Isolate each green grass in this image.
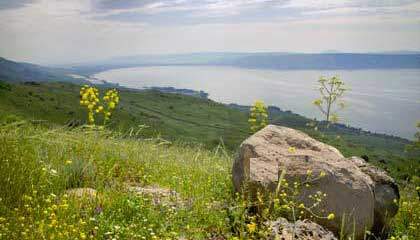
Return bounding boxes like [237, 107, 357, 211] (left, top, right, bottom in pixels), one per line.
[0, 123, 235, 239]
[0, 81, 249, 150]
[0, 122, 418, 240]
[389, 183, 420, 240]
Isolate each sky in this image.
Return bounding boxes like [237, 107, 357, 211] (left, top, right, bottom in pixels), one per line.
[0, 0, 419, 65]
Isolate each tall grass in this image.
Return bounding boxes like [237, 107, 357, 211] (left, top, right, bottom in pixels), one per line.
[0, 123, 234, 239]
[389, 183, 420, 240]
[0, 122, 418, 239]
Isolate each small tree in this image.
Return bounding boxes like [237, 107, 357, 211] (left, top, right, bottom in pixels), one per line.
[249, 100, 268, 133]
[313, 76, 347, 124]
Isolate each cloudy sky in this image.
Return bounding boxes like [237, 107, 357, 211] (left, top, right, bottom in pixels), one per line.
[0, 0, 419, 64]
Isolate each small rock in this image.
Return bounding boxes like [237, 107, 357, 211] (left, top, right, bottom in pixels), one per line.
[127, 184, 183, 207]
[65, 188, 97, 201]
[268, 217, 337, 240]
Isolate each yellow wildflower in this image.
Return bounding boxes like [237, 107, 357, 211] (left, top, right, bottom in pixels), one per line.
[288, 146, 296, 154]
[327, 213, 335, 220]
[80, 232, 86, 239]
[247, 222, 257, 233]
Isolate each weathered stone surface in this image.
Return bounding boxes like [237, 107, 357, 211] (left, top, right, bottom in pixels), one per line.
[65, 188, 97, 201]
[268, 217, 337, 240]
[347, 157, 400, 236]
[232, 125, 375, 239]
[127, 184, 183, 207]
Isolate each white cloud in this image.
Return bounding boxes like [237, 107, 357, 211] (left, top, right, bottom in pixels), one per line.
[0, 0, 419, 64]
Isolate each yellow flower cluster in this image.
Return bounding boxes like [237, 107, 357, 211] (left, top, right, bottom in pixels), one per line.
[79, 86, 120, 125]
[0, 190, 97, 239]
[249, 100, 269, 133]
[80, 85, 100, 125]
[103, 89, 119, 123]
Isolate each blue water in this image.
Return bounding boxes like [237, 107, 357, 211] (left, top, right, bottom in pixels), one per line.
[95, 66, 420, 139]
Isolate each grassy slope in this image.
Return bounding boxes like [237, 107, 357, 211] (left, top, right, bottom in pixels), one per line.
[0, 124, 234, 239]
[0, 119, 418, 239]
[0, 81, 249, 149]
[0, 81, 418, 239]
[0, 80, 417, 179]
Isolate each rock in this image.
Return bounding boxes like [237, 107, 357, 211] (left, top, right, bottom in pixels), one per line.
[232, 125, 375, 239]
[65, 188, 97, 201]
[268, 217, 337, 240]
[347, 157, 399, 236]
[126, 184, 183, 207]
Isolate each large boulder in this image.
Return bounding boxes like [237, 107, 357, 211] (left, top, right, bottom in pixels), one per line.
[267, 217, 337, 240]
[232, 125, 375, 239]
[347, 157, 399, 236]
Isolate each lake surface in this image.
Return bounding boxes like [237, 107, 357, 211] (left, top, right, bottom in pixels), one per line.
[94, 66, 420, 139]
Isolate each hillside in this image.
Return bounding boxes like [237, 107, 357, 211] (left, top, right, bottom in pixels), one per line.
[0, 113, 418, 239]
[0, 57, 85, 84]
[0, 80, 417, 180]
[0, 81, 249, 149]
[230, 53, 420, 70]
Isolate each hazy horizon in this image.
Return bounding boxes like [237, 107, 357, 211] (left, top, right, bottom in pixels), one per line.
[1, 0, 420, 65]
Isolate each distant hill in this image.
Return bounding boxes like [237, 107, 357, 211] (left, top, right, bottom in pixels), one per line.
[0, 57, 86, 84]
[230, 53, 420, 70]
[68, 52, 420, 75]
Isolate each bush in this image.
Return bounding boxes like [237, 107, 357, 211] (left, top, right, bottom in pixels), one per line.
[0, 81, 11, 91]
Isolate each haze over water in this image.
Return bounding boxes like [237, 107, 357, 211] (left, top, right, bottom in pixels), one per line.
[95, 66, 420, 139]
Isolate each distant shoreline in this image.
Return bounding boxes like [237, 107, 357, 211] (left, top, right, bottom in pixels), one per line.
[66, 52, 420, 76]
[84, 73, 412, 143]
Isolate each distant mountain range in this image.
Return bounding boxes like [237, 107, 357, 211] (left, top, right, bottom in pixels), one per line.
[0, 57, 85, 84]
[2, 52, 420, 83]
[66, 52, 420, 75]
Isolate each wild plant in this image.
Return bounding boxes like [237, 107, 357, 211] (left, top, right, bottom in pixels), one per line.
[248, 100, 268, 133]
[79, 85, 119, 126]
[62, 158, 96, 189]
[102, 88, 119, 125]
[79, 85, 101, 125]
[313, 76, 347, 125]
[230, 164, 336, 239]
[389, 181, 420, 240]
